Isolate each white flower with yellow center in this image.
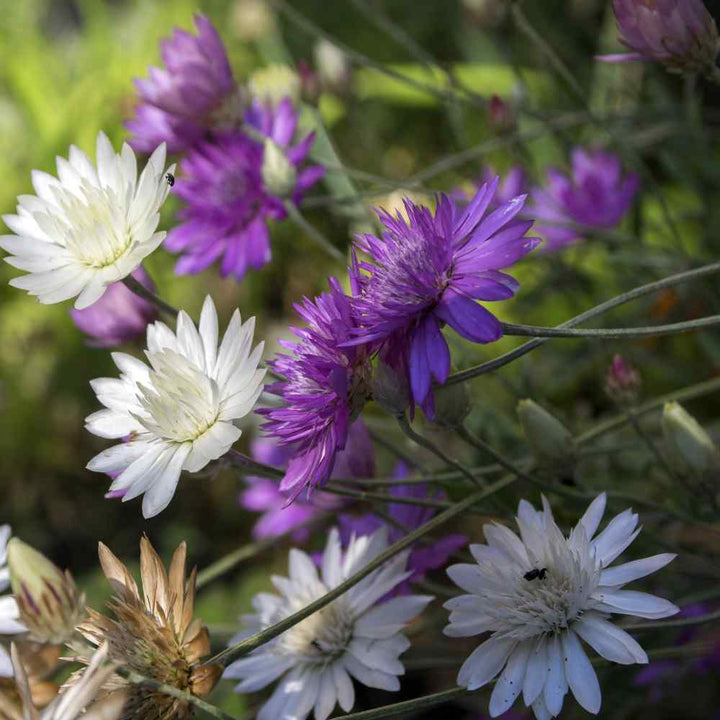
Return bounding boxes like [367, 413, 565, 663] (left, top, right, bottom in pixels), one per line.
[444, 494, 679, 720]
[224, 528, 432, 720]
[85, 296, 265, 518]
[0, 132, 173, 309]
[0, 525, 26, 677]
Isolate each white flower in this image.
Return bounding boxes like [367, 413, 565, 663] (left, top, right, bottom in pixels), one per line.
[85, 296, 265, 518]
[224, 528, 432, 720]
[444, 494, 679, 720]
[0, 132, 173, 309]
[0, 525, 27, 678]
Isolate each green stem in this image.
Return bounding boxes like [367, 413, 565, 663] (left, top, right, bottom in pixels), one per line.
[338, 688, 469, 720]
[122, 276, 178, 319]
[501, 316, 720, 339]
[446, 261, 720, 386]
[321, 484, 451, 509]
[204, 472, 518, 668]
[623, 607, 720, 632]
[284, 201, 345, 262]
[226, 449, 284, 480]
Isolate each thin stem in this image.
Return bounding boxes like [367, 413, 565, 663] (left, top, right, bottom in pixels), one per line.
[338, 688, 469, 720]
[122, 276, 178, 318]
[284, 202, 345, 261]
[501, 316, 720, 339]
[625, 408, 681, 482]
[321, 484, 451, 509]
[125, 671, 236, 720]
[225, 449, 284, 480]
[623, 607, 720, 632]
[204, 472, 519, 668]
[396, 415, 485, 488]
[196, 518, 321, 589]
[446, 261, 720, 386]
[369, 427, 428, 473]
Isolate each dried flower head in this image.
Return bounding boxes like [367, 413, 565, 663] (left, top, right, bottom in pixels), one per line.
[0, 643, 62, 719]
[78, 538, 221, 720]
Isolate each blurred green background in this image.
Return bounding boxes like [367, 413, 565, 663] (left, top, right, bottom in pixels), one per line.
[2, 1, 720, 717]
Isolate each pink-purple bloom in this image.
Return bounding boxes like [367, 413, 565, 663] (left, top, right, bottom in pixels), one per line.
[126, 14, 238, 154]
[164, 98, 324, 279]
[350, 181, 539, 414]
[240, 421, 375, 542]
[338, 463, 467, 592]
[260, 269, 371, 499]
[599, 0, 718, 74]
[531, 147, 639, 251]
[69, 267, 157, 347]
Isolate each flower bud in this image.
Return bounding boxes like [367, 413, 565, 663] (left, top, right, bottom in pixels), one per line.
[517, 399, 576, 481]
[662, 402, 720, 479]
[231, 0, 275, 41]
[7, 540, 85, 645]
[261, 139, 298, 198]
[371, 360, 410, 417]
[248, 65, 301, 106]
[432, 382, 472, 429]
[314, 40, 351, 94]
[298, 60, 321, 106]
[487, 95, 515, 134]
[604, 355, 641, 406]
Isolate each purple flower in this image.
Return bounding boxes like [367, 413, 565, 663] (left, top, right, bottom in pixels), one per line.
[605, 354, 641, 405]
[240, 421, 374, 542]
[350, 181, 539, 414]
[260, 269, 372, 499]
[69, 267, 158, 347]
[531, 147, 639, 251]
[454, 166, 529, 209]
[164, 99, 324, 279]
[599, 0, 718, 75]
[339, 463, 467, 592]
[126, 14, 238, 154]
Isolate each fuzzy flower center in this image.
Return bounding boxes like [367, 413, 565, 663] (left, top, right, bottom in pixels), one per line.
[137, 349, 220, 442]
[273, 593, 355, 665]
[55, 182, 134, 268]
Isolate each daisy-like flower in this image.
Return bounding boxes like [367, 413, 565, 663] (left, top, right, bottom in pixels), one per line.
[0, 133, 173, 310]
[85, 296, 265, 518]
[224, 528, 432, 720]
[69, 267, 158, 348]
[444, 494, 678, 720]
[240, 420, 374, 542]
[0, 527, 26, 679]
[126, 14, 239, 155]
[78, 538, 222, 720]
[599, 0, 719, 76]
[0, 643, 124, 720]
[261, 269, 372, 500]
[165, 98, 324, 279]
[351, 181, 539, 414]
[530, 147, 639, 252]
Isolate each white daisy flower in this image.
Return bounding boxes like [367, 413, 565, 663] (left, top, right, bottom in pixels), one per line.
[85, 296, 265, 518]
[224, 528, 433, 720]
[0, 132, 173, 309]
[444, 493, 679, 720]
[0, 525, 27, 678]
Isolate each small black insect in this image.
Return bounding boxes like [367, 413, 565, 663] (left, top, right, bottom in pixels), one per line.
[165, 172, 175, 187]
[523, 567, 548, 581]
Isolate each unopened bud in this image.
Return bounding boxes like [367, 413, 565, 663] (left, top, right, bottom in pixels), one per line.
[662, 402, 720, 479]
[261, 140, 297, 198]
[604, 355, 641, 406]
[231, 0, 275, 41]
[433, 382, 472, 429]
[487, 95, 515, 134]
[248, 64, 301, 106]
[517, 399, 576, 482]
[314, 40, 351, 94]
[7, 540, 85, 645]
[298, 60, 321, 106]
[371, 360, 410, 417]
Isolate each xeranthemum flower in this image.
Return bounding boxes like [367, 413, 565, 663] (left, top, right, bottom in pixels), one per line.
[351, 181, 539, 413]
[85, 296, 265, 517]
[531, 147, 639, 252]
[0, 132, 173, 310]
[444, 493, 678, 720]
[261, 271, 371, 499]
[223, 528, 432, 720]
[165, 98, 324, 279]
[126, 14, 238, 154]
[0, 526, 26, 678]
[599, 0, 719, 74]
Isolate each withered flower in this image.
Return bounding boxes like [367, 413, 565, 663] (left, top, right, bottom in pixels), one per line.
[0, 643, 62, 720]
[78, 538, 221, 720]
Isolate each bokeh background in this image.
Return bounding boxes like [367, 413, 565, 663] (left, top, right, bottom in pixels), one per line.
[2, 1, 720, 717]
